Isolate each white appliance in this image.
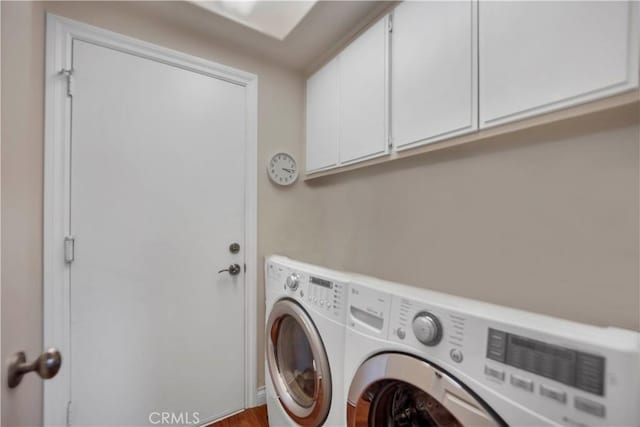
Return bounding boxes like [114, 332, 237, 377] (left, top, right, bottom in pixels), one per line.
[344, 275, 640, 426]
[265, 256, 349, 426]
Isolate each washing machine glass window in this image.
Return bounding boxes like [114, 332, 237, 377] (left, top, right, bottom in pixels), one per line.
[267, 299, 332, 426]
[366, 381, 461, 426]
[276, 315, 317, 407]
[347, 354, 501, 427]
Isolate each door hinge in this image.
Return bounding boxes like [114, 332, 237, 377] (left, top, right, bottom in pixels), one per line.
[244, 263, 247, 273]
[61, 69, 74, 97]
[388, 15, 393, 33]
[66, 400, 72, 427]
[388, 136, 394, 150]
[64, 236, 75, 263]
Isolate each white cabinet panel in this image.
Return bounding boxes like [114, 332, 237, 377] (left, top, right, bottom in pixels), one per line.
[306, 58, 339, 172]
[480, 1, 639, 128]
[338, 17, 388, 164]
[392, 1, 477, 150]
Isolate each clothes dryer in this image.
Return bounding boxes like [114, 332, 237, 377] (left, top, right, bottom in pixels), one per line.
[265, 256, 349, 426]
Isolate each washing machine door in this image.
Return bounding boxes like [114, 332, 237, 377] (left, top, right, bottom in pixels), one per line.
[347, 353, 503, 427]
[267, 299, 332, 426]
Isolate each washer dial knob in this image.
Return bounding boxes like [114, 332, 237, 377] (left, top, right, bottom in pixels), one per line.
[285, 273, 299, 291]
[412, 312, 442, 346]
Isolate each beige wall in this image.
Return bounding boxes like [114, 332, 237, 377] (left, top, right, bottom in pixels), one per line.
[2, 2, 46, 425]
[2, 1, 639, 426]
[286, 104, 639, 332]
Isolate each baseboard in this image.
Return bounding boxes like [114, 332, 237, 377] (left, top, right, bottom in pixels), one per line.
[255, 386, 266, 407]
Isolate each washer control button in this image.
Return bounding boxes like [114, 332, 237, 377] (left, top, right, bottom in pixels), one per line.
[412, 312, 442, 346]
[486, 329, 507, 363]
[484, 365, 505, 382]
[510, 374, 534, 392]
[540, 384, 567, 404]
[285, 273, 299, 291]
[575, 397, 605, 418]
[449, 348, 464, 363]
[396, 328, 406, 340]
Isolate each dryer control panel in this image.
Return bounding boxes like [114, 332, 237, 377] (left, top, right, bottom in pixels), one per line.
[306, 275, 346, 320]
[266, 259, 347, 324]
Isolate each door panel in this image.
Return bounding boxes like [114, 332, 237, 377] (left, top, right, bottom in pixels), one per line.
[70, 40, 246, 425]
[306, 58, 339, 172]
[338, 17, 388, 164]
[479, 1, 639, 128]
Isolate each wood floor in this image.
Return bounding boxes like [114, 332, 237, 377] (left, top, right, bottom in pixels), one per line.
[208, 405, 269, 427]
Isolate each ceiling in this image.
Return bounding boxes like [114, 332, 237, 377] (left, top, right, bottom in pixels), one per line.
[126, 1, 394, 73]
[190, 1, 318, 41]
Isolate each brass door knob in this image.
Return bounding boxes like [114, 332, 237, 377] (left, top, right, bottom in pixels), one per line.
[8, 348, 62, 388]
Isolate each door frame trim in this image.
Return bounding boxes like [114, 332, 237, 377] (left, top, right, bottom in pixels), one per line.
[43, 14, 259, 425]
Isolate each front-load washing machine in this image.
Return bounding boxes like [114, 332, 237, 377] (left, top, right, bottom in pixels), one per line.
[344, 275, 640, 426]
[265, 256, 349, 426]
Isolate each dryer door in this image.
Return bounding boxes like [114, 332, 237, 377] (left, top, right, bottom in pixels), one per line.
[267, 299, 332, 426]
[347, 353, 503, 427]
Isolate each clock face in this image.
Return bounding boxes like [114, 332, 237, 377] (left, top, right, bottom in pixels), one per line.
[268, 153, 298, 186]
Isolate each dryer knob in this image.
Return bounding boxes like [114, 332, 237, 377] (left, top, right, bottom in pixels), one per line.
[285, 273, 299, 291]
[412, 312, 442, 346]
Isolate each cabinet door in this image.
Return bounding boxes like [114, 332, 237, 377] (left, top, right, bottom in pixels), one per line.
[479, 1, 639, 128]
[338, 17, 389, 164]
[306, 58, 339, 172]
[392, 1, 477, 150]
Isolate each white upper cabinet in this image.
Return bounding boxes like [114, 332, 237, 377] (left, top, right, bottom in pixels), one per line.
[305, 1, 639, 176]
[338, 17, 389, 164]
[306, 58, 339, 172]
[392, 1, 477, 150]
[479, 1, 640, 128]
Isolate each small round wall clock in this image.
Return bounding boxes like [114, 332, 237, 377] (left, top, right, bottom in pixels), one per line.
[268, 152, 298, 186]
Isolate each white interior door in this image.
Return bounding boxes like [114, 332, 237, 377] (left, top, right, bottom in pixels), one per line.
[68, 39, 246, 426]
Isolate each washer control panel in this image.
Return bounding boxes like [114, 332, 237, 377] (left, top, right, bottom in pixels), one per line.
[347, 282, 392, 339]
[389, 296, 468, 369]
[486, 328, 605, 396]
[482, 328, 614, 422]
[385, 292, 639, 427]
